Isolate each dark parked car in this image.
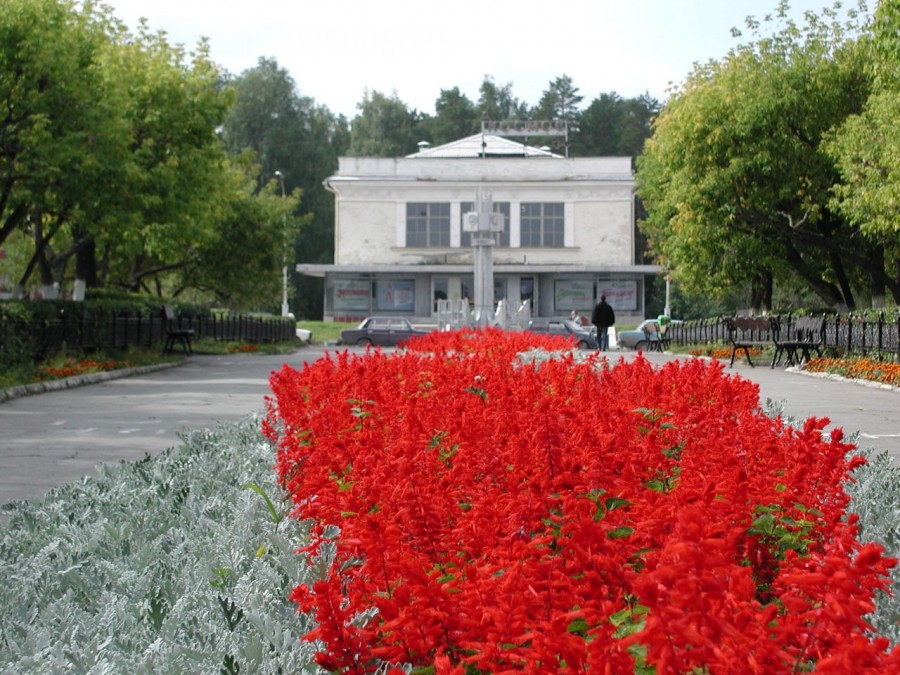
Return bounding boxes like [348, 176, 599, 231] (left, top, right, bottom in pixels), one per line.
[339, 316, 429, 347]
[526, 318, 599, 350]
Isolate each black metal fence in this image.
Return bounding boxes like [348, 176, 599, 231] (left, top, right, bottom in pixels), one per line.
[667, 312, 900, 361]
[4, 312, 296, 361]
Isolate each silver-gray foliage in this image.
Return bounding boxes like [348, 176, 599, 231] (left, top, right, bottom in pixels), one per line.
[0, 416, 324, 674]
[845, 448, 900, 644]
[765, 398, 900, 646]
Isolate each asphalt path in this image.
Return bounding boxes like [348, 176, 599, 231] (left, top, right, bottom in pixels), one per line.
[1, 346, 897, 511]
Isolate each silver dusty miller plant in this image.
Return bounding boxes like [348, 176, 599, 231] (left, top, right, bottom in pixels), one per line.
[0, 416, 328, 674]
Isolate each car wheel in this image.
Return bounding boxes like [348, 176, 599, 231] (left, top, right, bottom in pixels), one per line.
[635, 340, 647, 351]
[356, 338, 373, 346]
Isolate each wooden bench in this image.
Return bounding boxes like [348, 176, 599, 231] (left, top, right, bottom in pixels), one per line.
[163, 305, 194, 355]
[724, 316, 777, 367]
[772, 315, 825, 368]
[642, 321, 671, 352]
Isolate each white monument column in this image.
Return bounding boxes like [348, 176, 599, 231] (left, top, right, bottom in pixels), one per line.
[466, 190, 504, 328]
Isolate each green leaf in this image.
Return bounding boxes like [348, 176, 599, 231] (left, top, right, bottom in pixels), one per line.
[241, 482, 282, 525]
[607, 526, 634, 539]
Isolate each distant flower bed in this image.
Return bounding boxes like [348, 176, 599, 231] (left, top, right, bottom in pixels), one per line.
[227, 343, 259, 353]
[804, 357, 900, 387]
[265, 328, 900, 673]
[37, 357, 130, 380]
[688, 345, 763, 360]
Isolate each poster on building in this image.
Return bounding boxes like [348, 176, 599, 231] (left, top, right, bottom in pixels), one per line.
[597, 280, 638, 311]
[332, 279, 371, 312]
[376, 279, 415, 311]
[554, 280, 594, 311]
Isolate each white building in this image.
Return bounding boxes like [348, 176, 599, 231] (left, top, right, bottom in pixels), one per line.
[297, 133, 661, 323]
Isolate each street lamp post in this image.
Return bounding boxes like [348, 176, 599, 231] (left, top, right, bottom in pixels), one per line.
[274, 171, 290, 317]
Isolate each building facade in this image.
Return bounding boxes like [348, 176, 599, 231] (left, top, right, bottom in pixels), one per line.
[297, 134, 661, 324]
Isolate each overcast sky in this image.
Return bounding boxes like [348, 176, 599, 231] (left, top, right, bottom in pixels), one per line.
[100, 0, 852, 118]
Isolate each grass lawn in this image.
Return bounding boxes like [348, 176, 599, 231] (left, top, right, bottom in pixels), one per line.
[295, 320, 357, 345]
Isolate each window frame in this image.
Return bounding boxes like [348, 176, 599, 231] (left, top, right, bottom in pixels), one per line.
[406, 202, 451, 248]
[520, 202, 565, 248]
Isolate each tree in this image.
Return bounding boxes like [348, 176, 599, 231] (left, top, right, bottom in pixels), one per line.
[0, 0, 126, 296]
[824, 1, 899, 307]
[348, 90, 422, 157]
[426, 87, 480, 145]
[221, 57, 349, 317]
[475, 76, 528, 121]
[181, 153, 302, 309]
[637, 0, 893, 312]
[534, 74, 583, 122]
[571, 92, 659, 157]
[91, 23, 236, 295]
[0, 1, 295, 309]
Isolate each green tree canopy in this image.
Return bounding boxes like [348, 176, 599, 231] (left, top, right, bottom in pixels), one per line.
[348, 90, 422, 157]
[221, 57, 349, 316]
[637, 0, 895, 311]
[825, 0, 900, 240]
[476, 76, 528, 121]
[0, 0, 299, 310]
[571, 92, 659, 157]
[425, 87, 480, 145]
[534, 74, 584, 122]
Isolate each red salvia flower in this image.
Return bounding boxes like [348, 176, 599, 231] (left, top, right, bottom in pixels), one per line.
[264, 330, 899, 672]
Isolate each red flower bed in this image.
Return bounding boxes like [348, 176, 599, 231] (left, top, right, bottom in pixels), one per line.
[264, 328, 899, 673]
[37, 358, 129, 380]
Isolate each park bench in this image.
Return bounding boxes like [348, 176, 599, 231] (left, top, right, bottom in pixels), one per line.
[724, 316, 777, 367]
[642, 321, 671, 352]
[772, 315, 825, 368]
[163, 305, 194, 355]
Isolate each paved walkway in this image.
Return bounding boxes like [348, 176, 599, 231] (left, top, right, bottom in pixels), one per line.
[1, 347, 897, 510]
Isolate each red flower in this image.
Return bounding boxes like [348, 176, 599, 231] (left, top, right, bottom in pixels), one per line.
[264, 330, 897, 672]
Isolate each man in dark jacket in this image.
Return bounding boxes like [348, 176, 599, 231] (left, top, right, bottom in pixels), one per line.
[591, 295, 616, 351]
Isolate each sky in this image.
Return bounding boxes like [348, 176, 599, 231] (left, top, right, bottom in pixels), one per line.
[100, 0, 851, 118]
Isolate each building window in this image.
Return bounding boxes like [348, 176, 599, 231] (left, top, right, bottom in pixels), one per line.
[406, 203, 450, 247]
[460, 202, 510, 247]
[520, 202, 564, 247]
[432, 278, 448, 312]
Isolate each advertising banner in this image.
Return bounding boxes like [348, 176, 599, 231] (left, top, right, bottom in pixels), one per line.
[376, 279, 415, 311]
[554, 280, 594, 311]
[597, 280, 638, 311]
[332, 279, 371, 311]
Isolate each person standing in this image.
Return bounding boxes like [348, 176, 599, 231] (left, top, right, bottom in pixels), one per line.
[591, 295, 616, 350]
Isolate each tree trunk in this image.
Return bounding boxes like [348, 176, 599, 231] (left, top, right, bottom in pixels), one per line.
[74, 233, 99, 301]
[829, 249, 855, 311]
[870, 245, 885, 309]
[749, 269, 773, 313]
[782, 244, 845, 308]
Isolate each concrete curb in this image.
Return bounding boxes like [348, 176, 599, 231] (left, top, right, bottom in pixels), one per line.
[0, 361, 184, 404]
[787, 366, 899, 394]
